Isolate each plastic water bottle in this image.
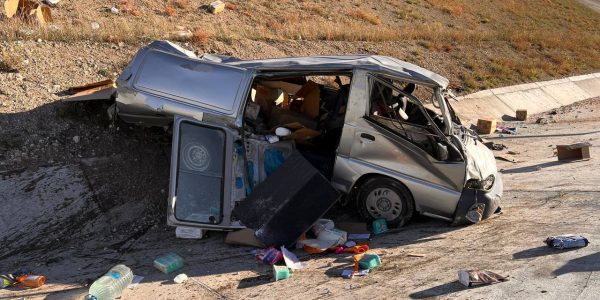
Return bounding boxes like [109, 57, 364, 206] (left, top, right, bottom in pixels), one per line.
[86, 264, 133, 300]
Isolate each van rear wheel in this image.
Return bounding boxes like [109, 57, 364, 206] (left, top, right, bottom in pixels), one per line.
[355, 177, 414, 227]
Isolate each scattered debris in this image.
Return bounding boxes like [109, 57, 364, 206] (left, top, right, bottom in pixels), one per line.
[154, 253, 184, 274]
[407, 253, 426, 258]
[175, 226, 204, 239]
[545, 235, 589, 249]
[515, 109, 528, 121]
[224, 228, 265, 248]
[477, 118, 497, 134]
[507, 151, 519, 155]
[484, 142, 507, 151]
[556, 143, 591, 161]
[458, 270, 508, 287]
[273, 265, 290, 281]
[372, 218, 389, 235]
[209, 0, 225, 14]
[87, 265, 133, 300]
[91, 22, 100, 30]
[355, 253, 381, 270]
[496, 125, 517, 135]
[63, 79, 116, 102]
[281, 246, 305, 270]
[173, 273, 189, 284]
[256, 247, 283, 265]
[110, 6, 119, 14]
[4, 0, 53, 25]
[127, 275, 144, 289]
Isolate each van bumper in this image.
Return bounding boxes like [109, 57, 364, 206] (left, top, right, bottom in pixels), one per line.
[451, 174, 503, 226]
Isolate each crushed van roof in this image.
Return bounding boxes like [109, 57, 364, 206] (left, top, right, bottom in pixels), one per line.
[225, 55, 449, 88]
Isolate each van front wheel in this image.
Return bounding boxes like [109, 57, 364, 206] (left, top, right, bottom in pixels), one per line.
[355, 177, 414, 227]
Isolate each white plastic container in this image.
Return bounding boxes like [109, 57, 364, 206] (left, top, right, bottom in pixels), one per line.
[86, 264, 133, 300]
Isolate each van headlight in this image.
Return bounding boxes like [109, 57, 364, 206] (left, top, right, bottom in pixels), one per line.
[465, 175, 495, 190]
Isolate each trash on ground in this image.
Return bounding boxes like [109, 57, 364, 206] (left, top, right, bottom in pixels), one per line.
[347, 233, 371, 240]
[556, 143, 591, 161]
[312, 219, 335, 236]
[342, 244, 369, 254]
[224, 228, 265, 248]
[407, 253, 426, 258]
[175, 226, 204, 239]
[209, 0, 225, 14]
[256, 247, 283, 265]
[64, 79, 116, 102]
[477, 118, 497, 134]
[355, 253, 382, 270]
[496, 125, 517, 135]
[372, 218, 389, 235]
[153, 253, 184, 274]
[87, 264, 133, 300]
[342, 269, 369, 279]
[515, 109, 527, 121]
[43, 0, 59, 6]
[484, 142, 507, 151]
[273, 265, 290, 281]
[127, 275, 144, 289]
[4, 0, 53, 25]
[545, 235, 590, 249]
[173, 273, 189, 284]
[18, 275, 45, 288]
[458, 269, 508, 287]
[281, 246, 305, 270]
[233, 152, 340, 247]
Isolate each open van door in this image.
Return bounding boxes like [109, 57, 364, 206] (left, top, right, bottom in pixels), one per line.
[167, 117, 242, 230]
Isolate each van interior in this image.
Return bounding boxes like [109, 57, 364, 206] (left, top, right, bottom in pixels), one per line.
[241, 73, 353, 181]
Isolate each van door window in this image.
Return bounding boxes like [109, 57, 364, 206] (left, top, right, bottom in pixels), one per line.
[367, 76, 455, 161]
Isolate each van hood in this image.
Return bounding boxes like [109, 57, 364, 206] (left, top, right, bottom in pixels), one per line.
[463, 136, 497, 181]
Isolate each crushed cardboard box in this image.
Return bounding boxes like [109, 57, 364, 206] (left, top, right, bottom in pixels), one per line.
[4, 0, 53, 25]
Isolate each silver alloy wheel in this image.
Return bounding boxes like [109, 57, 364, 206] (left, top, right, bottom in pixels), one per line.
[365, 187, 403, 220]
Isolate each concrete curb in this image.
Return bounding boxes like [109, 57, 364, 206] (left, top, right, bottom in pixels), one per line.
[452, 72, 600, 124]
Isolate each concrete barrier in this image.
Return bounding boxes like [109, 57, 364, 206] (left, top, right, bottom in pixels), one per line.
[453, 72, 600, 124]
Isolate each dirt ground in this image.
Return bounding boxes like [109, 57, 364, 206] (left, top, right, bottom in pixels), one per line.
[0, 75, 599, 300]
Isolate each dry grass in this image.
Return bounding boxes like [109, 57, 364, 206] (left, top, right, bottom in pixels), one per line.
[1, 0, 599, 91]
[191, 28, 210, 46]
[164, 4, 177, 17]
[347, 9, 381, 25]
[0, 49, 22, 73]
[173, 0, 189, 9]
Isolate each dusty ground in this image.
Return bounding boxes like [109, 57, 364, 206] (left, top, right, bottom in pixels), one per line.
[0, 83, 599, 300]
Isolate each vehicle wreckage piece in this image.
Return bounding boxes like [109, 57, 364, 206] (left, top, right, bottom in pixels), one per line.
[233, 152, 340, 247]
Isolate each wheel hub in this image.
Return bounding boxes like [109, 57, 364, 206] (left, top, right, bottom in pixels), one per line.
[365, 187, 403, 221]
[376, 197, 392, 211]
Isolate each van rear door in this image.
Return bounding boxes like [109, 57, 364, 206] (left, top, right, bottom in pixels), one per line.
[167, 117, 241, 229]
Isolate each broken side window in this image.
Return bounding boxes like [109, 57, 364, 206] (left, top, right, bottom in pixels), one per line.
[367, 75, 450, 161]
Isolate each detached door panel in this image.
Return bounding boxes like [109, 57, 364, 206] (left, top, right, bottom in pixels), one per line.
[168, 117, 236, 228]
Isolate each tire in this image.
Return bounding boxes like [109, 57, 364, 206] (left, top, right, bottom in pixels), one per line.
[355, 177, 414, 227]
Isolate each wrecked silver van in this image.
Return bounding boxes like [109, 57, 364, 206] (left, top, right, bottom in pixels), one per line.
[115, 41, 502, 230]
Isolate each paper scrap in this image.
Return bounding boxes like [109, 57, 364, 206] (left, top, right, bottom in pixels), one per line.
[348, 234, 371, 240]
[128, 275, 144, 289]
[281, 246, 304, 270]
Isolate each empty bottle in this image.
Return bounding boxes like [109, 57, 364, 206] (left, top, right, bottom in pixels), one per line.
[86, 264, 133, 300]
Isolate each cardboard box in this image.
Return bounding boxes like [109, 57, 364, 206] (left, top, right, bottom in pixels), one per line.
[294, 80, 321, 119]
[556, 143, 591, 161]
[209, 0, 225, 14]
[224, 228, 265, 248]
[477, 119, 497, 134]
[515, 109, 527, 121]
